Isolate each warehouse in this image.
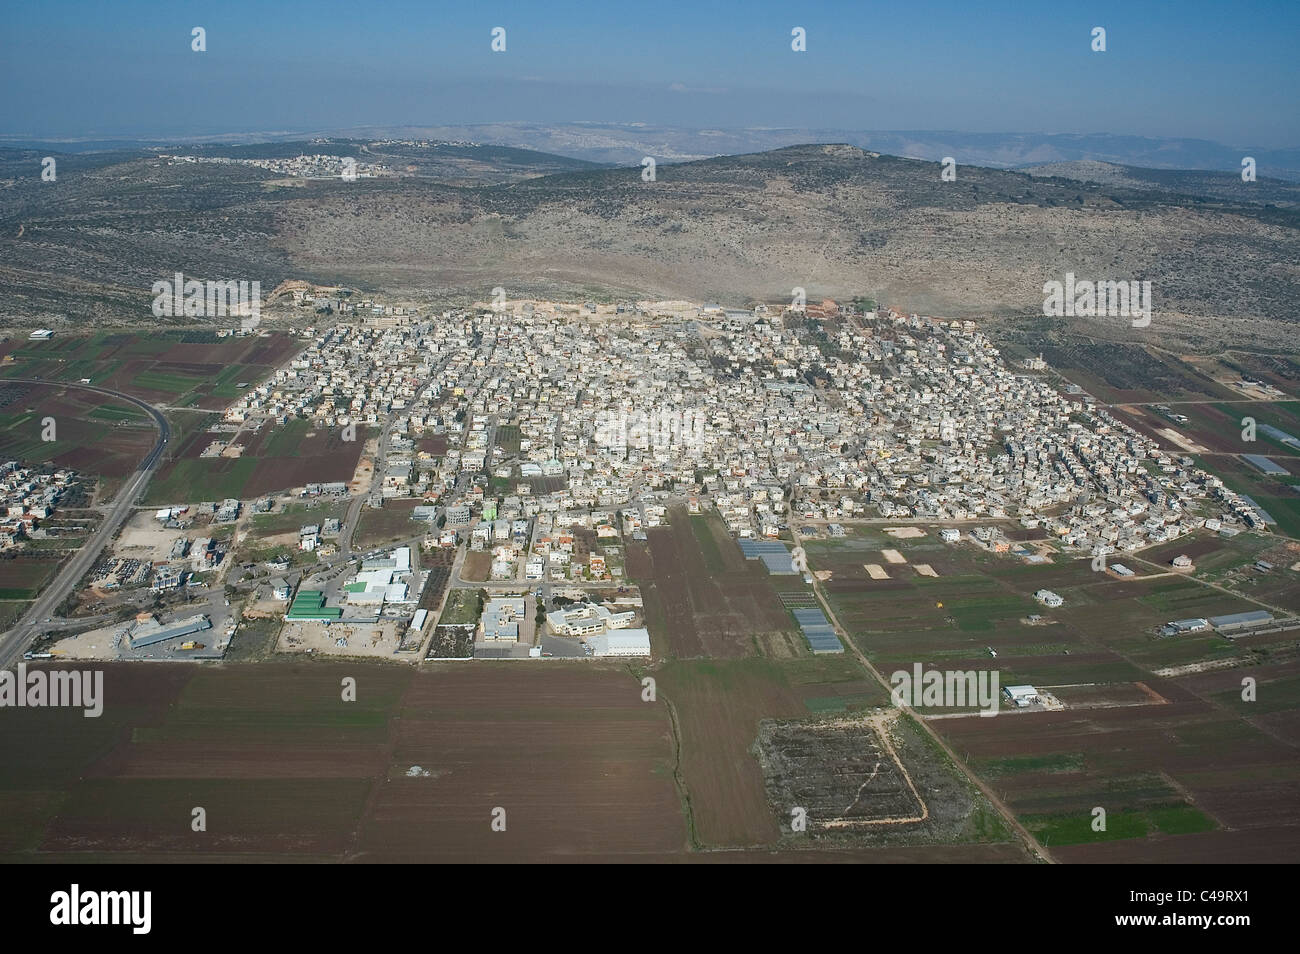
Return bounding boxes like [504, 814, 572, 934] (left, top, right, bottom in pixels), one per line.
[588, 629, 651, 657]
[128, 614, 212, 650]
[1241, 454, 1289, 477]
[287, 590, 343, 621]
[1002, 685, 1040, 708]
[1209, 610, 1274, 634]
[344, 569, 406, 605]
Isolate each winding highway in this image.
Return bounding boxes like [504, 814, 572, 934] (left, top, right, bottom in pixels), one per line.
[0, 379, 170, 667]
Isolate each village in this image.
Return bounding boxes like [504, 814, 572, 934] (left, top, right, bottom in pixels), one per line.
[221, 293, 1272, 551]
[30, 293, 1289, 663]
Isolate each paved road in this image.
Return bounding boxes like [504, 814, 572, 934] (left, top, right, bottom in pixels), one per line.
[0, 379, 169, 667]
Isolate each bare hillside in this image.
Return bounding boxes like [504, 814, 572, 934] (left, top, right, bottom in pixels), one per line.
[1, 143, 1297, 350]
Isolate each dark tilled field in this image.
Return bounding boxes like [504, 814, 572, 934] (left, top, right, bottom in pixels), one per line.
[0, 663, 688, 862]
[0, 382, 157, 478]
[146, 422, 367, 502]
[629, 510, 795, 659]
[358, 666, 686, 860]
[934, 689, 1300, 856]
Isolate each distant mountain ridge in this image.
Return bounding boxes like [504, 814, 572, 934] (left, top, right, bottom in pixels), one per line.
[307, 124, 1300, 181]
[1, 142, 1296, 353]
[6, 125, 1298, 180]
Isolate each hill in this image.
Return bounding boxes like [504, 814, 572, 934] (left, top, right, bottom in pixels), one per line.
[0, 142, 1296, 351]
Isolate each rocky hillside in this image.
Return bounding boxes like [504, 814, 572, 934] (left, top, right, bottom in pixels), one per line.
[1, 143, 1296, 351]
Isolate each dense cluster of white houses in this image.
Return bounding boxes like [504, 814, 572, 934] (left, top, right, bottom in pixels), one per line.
[160, 153, 390, 179]
[218, 299, 1264, 561]
[0, 462, 76, 549]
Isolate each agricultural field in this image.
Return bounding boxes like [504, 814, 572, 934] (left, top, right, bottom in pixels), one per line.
[626, 508, 801, 658]
[0, 554, 63, 599]
[757, 713, 1013, 847]
[938, 670, 1300, 862]
[360, 665, 685, 860]
[145, 418, 368, 504]
[0, 331, 305, 501]
[0, 330, 298, 409]
[803, 527, 1288, 684]
[1140, 531, 1269, 579]
[1102, 400, 1300, 538]
[794, 521, 1300, 862]
[354, 499, 425, 550]
[1196, 451, 1300, 539]
[0, 663, 688, 862]
[0, 380, 157, 496]
[656, 655, 890, 848]
[1039, 341, 1238, 404]
[1116, 400, 1300, 458]
[1130, 532, 1300, 612]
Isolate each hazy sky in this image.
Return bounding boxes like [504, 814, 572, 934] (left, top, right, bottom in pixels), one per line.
[2, 0, 1297, 146]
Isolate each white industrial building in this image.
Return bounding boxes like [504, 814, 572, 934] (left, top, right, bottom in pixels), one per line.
[340, 547, 415, 607]
[128, 614, 211, 650]
[588, 628, 651, 657]
[1161, 617, 1210, 636]
[345, 569, 406, 605]
[1002, 685, 1039, 708]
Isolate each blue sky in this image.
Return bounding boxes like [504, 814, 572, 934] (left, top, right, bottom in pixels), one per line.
[1, 0, 1296, 146]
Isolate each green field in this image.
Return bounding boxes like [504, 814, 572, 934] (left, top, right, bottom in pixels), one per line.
[1024, 802, 1216, 846]
[87, 404, 146, 422]
[437, 588, 484, 626]
[976, 753, 1086, 778]
[146, 457, 258, 502]
[250, 501, 348, 536]
[1, 331, 291, 407]
[263, 418, 308, 456]
[210, 364, 252, 398]
[0, 558, 62, 600]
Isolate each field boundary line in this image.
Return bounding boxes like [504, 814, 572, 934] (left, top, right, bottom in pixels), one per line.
[793, 528, 1054, 864]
